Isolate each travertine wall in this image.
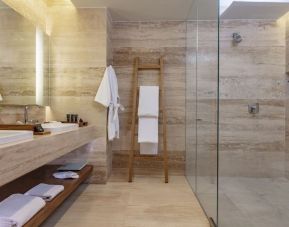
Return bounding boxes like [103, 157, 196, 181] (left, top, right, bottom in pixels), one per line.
[0, 106, 45, 124]
[47, 6, 111, 183]
[111, 21, 186, 175]
[219, 19, 286, 177]
[0, 1, 112, 183]
[186, 19, 287, 179]
[1, 0, 112, 183]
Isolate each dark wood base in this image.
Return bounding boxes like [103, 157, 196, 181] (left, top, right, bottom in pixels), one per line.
[0, 165, 93, 227]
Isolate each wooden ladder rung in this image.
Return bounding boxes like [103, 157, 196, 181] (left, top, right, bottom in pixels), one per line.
[134, 132, 164, 135]
[138, 64, 161, 70]
[138, 88, 163, 91]
[134, 155, 164, 161]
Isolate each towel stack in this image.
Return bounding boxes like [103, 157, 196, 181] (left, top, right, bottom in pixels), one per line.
[0, 194, 45, 227]
[25, 183, 64, 202]
[138, 86, 159, 155]
[0, 184, 64, 226]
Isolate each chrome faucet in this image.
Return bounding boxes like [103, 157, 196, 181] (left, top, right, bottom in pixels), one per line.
[24, 105, 29, 124]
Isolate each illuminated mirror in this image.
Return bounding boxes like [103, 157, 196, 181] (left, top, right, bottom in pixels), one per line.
[0, 0, 50, 106]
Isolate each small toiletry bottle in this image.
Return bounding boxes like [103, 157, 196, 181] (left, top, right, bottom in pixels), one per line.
[66, 114, 71, 123]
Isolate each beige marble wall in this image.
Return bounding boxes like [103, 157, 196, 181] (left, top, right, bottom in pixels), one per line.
[219, 19, 286, 177]
[0, 105, 45, 124]
[186, 19, 287, 178]
[106, 11, 113, 66]
[111, 21, 186, 175]
[0, 4, 112, 183]
[47, 6, 111, 183]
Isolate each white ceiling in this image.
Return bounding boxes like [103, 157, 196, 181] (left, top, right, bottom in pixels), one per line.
[221, 1, 289, 19]
[71, 0, 198, 21]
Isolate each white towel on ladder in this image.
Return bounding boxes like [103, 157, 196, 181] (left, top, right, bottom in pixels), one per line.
[138, 86, 159, 117]
[138, 118, 158, 143]
[138, 86, 159, 155]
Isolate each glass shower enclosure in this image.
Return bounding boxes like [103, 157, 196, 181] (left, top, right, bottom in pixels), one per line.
[186, 0, 289, 226]
[186, 0, 219, 225]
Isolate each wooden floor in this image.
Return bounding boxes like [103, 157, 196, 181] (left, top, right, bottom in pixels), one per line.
[41, 175, 210, 227]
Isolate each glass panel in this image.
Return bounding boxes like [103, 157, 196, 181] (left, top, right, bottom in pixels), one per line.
[195, 0, 219, 223]
[186, 0, 219, 224]
[219, 1, 289, 226]
[186, 0, 198, 192]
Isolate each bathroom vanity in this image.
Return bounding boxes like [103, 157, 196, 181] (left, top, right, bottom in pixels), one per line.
[0, 125, 99, 187]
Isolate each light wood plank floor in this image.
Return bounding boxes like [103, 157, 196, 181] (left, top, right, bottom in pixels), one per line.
[42, 175, 210, 227]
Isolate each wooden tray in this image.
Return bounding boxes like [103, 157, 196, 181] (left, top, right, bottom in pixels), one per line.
[34, 131, 51, 136]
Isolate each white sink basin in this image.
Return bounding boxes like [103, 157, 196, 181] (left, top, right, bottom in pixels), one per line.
[41, 122, 79, 133]
[0, 130, 33, 145]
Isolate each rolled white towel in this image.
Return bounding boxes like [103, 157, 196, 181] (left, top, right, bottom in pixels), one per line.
[0, 194, 45, 227]
[53, 171, 79, 179]
[24, 184, 64, 202]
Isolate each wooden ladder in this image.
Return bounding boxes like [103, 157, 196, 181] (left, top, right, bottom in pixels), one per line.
[128, 57, 168, 183]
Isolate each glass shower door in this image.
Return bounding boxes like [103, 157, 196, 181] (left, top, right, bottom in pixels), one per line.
[186, 0, 219, 225]
[195, 0, 219, 224]
[218, 1, 289, 227]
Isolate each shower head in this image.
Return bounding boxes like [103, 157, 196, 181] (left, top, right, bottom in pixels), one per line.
[232, 32, 242, 43]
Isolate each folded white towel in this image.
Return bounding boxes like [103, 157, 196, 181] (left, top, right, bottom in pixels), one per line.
[138, 118, 158, 143]
[138, 86, 159, 117]
[53, 171, 79, 179]
[0, 194, 45, 227]
[140, 143, 158, 155]
[24, 184, 64, 202]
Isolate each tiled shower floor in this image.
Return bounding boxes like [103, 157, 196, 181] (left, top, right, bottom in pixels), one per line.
[219, 177, 289, 227]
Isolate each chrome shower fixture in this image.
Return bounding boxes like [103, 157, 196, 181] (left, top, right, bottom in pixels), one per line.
[232, 32, 242, 43]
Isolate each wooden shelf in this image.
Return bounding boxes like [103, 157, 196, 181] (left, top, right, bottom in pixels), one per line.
[0, 164, 93, 227]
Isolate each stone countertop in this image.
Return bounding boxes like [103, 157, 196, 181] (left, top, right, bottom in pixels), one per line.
[0, 125, 100, 187]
